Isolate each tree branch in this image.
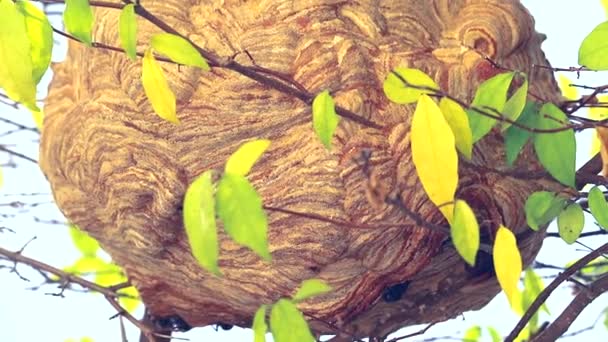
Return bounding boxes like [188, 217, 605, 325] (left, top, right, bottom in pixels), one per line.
[530, 273, 608, 342]
[504, 242, 608, 341]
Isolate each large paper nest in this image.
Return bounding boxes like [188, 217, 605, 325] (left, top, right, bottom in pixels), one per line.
[40, 0, 564, 338]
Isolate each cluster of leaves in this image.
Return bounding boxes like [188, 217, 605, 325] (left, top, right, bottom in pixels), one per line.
[64, 224, 140, 313]
[384, 67, 528, 308]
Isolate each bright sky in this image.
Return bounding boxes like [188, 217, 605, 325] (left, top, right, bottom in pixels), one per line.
[1, 1, 607, 341]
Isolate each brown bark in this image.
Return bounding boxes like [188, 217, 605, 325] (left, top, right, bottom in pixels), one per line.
[39, 0, 565, 338]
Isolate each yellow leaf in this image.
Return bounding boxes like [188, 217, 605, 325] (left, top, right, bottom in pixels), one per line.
[225, 140, 271, 176]
[439, 98, 473, 159]
[141, 48, 178, 124]
[493, 225, 523, 309]
[590, 95, 608, 156]
[602, 0, 608, 19]
[411, 95, 458, 222]
[0, 166, 3, 189]
[558, 74, 578, 101]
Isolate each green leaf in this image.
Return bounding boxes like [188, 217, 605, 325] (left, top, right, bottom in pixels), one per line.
[588, 186, 608, 229]
[500, 76, 529, 131]
[68, 224, 99, 257]
[292, 279, 332, 302]
[312, 90, 340, 150]
[270, 299, 314, 342]
[225, 140, 271, 176]
[578, 21, 608, 70]
[16, 0, 53, 84]
[604, 308, 608, 330]
[440, 98, 473, 159]
[468, 72, 515, 142]
[150, 33, 210, 70]
[64, 0, 94, 46]
[183, 170, 220, 275]
[383, 68, 439, 104]
[252, 305, 268, 342]
[504, 102, 539, 165]
[216, 173, 271, 261]
[487, 327, 501, 342]
[141, 48, 178, 123]
[0, 0, 38, 110]
[533, 103, 576, 187]
[450, 200, 480, 266]
[558, 203, 585, 244]
[524, 191, 566, 231]
[463, 325, 481, 342]
[119, 3, 137, 61]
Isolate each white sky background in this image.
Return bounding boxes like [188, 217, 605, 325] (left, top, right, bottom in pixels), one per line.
[0, 0, 607, 341]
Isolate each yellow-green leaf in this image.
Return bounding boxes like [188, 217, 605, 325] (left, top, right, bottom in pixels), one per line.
[450, 200, 479, 266]
[0, 0, 38, 110]
[216, 173, 271, 261]
[270, 299, 315, 342]
[65, 256, 107, 275]
[500, 76, 528, 131]
[16, 0, 53, 84]
[118, 285, 141, 313]
[493, 225, 522, 308]
[68, 224, 99, 257]
[468, 72, 515, 142]
[411, 95, 458, 222]
[439, 98, 473, 159]
[557, 203, 585, 244]
[533, 103, 576, 187]
[151, 33, 210, 70]
[383, 68, 439, 104]
[312, 90, 340, 150]
[31, 109, 44, 130]
[64, 0, 94, 46]
[0, 167, 3, 189]
[579, 20, 608, 70]
[523, 268, 549, 315]
[252, 305, 268, 342]
[94, 262, 127, 287]
[488, 327, 502, 342]
[292, 279, 332, 302]
[225, 140, 271, 176]
[142, 48, 178, 124]
[119, 3, 137, 60]
[463, 326, 481, 342]
[183, 170, 220, 275]
[558, 74, 578, 101]
[588, 186, 608, 229]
